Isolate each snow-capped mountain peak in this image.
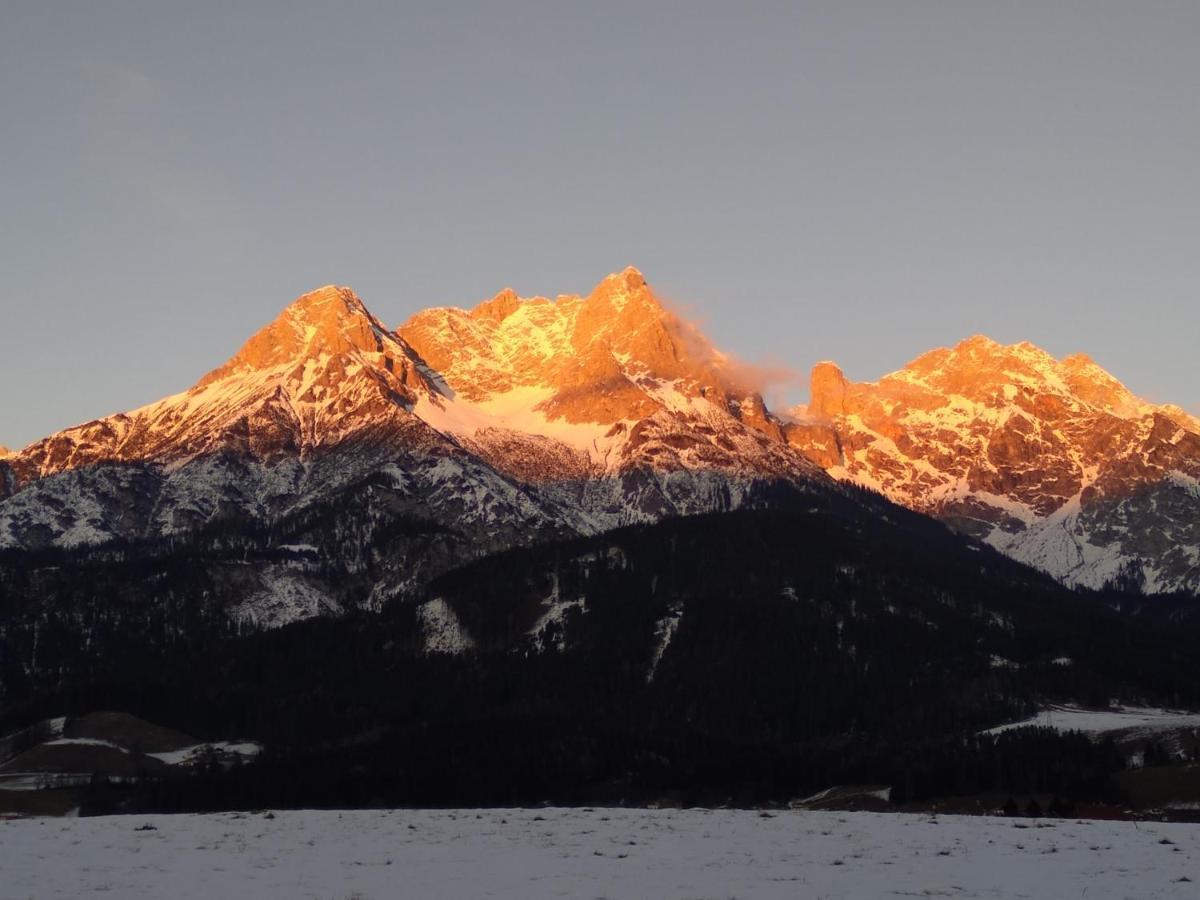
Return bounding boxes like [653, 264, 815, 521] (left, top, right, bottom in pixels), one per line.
[2, 285, 444, 491]
[0, 271, 826, 570]
[1, 279, 1196, 597]
[199, 285, 410, 382]
[238, 285, 372, 348]
[788, 335, 1200, 592]
[399, 268, 808, 480]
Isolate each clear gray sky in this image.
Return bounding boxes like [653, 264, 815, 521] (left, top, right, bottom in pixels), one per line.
[2, 1, 1198, 448]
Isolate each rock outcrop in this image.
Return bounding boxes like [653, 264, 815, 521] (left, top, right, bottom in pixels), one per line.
[2, 272, 1196, 597]
[787, 337, 1200, 592]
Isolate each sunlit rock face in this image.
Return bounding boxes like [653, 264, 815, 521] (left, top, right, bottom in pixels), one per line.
[788, 336, 1200, 593]
[1, 270, 1196, 596]
[6, 285, 443, 489]
[397, 266, 813, 482]
[0, 270, 826, 564]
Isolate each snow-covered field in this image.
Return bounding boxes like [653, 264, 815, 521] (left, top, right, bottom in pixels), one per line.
[985, 705, 1200, 737]
[1, 807, 1196, 899]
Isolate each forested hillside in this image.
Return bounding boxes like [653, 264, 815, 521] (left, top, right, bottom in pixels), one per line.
[3, 483, 1196, 811]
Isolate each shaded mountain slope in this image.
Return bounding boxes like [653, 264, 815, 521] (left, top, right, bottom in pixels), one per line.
[3, 492, 1197, 807]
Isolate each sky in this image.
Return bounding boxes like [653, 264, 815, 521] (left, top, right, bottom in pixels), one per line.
[2, 1, 1198, 448]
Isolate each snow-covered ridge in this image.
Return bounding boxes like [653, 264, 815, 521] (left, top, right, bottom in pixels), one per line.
[2, 269, 805, 490]
[3, 286, 444, 486]
[789, 335, 1200, 594]
[415, 385, 621, 466]
[394, 266, 805, 481]
[1, 272, 1196, 597]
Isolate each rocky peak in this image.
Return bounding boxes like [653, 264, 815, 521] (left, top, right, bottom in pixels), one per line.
[1158, 404, 1200, 432]
[590, 266, 649, 306]
[898, 335, 1065, 402]
[396, 269, 804, 479]
[896, 337, 1167, 426]
[400, 266, 714, 411]
[199, 285, 396, 386]
[573, 267, 660, 334]
[3, 286, 445, 484]
[274, 284, 379, 341]
[470, 288, 523, 325]
[1058, 352, 1141, 416]
[786, 334, 1200, 593]
[573, 268, 736, 390]
[806, 334, 1168, 452]
[809, 362, 848, 419]
[5, 275, 1194, 596]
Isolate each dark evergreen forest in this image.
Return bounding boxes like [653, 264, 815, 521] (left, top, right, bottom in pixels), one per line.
[2, 483, 1197, 812]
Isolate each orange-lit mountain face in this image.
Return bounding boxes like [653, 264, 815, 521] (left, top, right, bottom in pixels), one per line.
[3, 272, 804, 490]
[7, 286, 443, 485]
[786, 336, 1200, 592]
[0, 270, 823, 593]
[1, 271, 1197, 598]
[397, 267, 804, 481]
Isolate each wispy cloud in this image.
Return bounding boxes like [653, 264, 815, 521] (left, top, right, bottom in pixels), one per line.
[656, 292, 804, 402]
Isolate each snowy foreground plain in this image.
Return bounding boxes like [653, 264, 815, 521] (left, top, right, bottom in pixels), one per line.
[1, 807, 1198, 899]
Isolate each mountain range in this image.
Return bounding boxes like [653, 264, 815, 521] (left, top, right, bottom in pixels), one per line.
[4, 267, 1200, 813]
[2, 267, 1196, 616]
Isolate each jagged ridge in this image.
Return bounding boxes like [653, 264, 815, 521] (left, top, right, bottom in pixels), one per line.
[787, 336, 1200, 593]
[1, 272, 1197, 598]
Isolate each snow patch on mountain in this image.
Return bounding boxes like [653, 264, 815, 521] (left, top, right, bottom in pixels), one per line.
[417, 598, 475, 654]
[985, 704, 1200, 737]
[796, 336, 1200, 594]
[526, 573, 587, 653]
[147, 742, 262, 766]
[415, 385, 626, 466]
[646, 602, 683, 683]
[1167, 469, 1200, 498]
[4, 277, 1195, 603]
[231, 569, 341, 629]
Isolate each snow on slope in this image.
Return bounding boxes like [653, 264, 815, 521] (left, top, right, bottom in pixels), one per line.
[146, 742, 262, 766]
[0, 271, 823, 557]
[3, 273, 1196, 599]
[417, 598, 475, 654]
[414, 384, 620, 467]
[646, 601, 683, 683]
[4, 286, 441, 485]
[398, 267, 816, 484]
[792, 336, 1200, 594]
[230, 569, 341, 629]
[985, 705, 1200, 737]
[1, 807, 1196, 899]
